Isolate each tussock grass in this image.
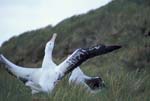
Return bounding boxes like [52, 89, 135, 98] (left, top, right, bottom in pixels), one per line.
[0, 64, 149, 101]
[0, 0, 150, 100]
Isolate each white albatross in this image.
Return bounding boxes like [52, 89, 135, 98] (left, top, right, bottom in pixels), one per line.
[69, 67, 105, 92]
[0, 33, 121, 94]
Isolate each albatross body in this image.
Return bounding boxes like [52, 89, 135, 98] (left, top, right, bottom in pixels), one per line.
[0, 33, 121, 94]
[0, 33, 58, 94]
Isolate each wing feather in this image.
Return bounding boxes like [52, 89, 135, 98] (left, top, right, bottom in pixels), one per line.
[0, 54, 38, 83]
[57, 44, 121, 78]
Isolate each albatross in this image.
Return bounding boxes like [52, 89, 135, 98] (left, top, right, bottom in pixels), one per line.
[69, 67, 105, 92]
[0, 33, 121, 94]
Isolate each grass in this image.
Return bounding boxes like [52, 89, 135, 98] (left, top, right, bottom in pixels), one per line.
[0, 0, 149, 100]
[0, 63, 149, 101]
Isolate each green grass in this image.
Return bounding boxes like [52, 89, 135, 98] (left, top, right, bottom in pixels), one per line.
[0, 0, 150, 100]
[0, 64, 149, 101]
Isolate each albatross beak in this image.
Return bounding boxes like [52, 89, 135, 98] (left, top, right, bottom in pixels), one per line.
[50, 33, 57, 42]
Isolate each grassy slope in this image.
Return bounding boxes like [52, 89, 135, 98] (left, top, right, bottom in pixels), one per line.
[0, 0, 150, 100]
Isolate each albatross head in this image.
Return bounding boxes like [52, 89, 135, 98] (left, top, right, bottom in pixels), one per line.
[45, 33, 57, 54]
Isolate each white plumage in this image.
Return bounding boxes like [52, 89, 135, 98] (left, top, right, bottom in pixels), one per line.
[0, 33, 121, 94]
[0, 33, 58, 94]
[69, 67, 105, 92]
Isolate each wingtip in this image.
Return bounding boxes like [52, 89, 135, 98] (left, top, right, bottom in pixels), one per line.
[112, 45, 122, 50]
[98, 44, 122, 55]
[0, 54, 4, 58]
[85, 77, 105, 90]
[0, 54, 5, 62]
[0, 54, 3, 62]
[106, 44, 122, 50]
[0, 54, 2, 58]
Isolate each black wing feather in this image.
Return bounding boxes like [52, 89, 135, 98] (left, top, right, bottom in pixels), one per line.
[64, 44, 121, 74]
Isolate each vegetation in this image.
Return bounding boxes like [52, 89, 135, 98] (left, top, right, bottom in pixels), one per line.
[0, 0, 149, 100]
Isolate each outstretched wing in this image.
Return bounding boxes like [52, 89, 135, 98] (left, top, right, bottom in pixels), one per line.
[69, 67, 105, 91]
[57, 44, 121, 78]
[0, 54, 38, 83]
